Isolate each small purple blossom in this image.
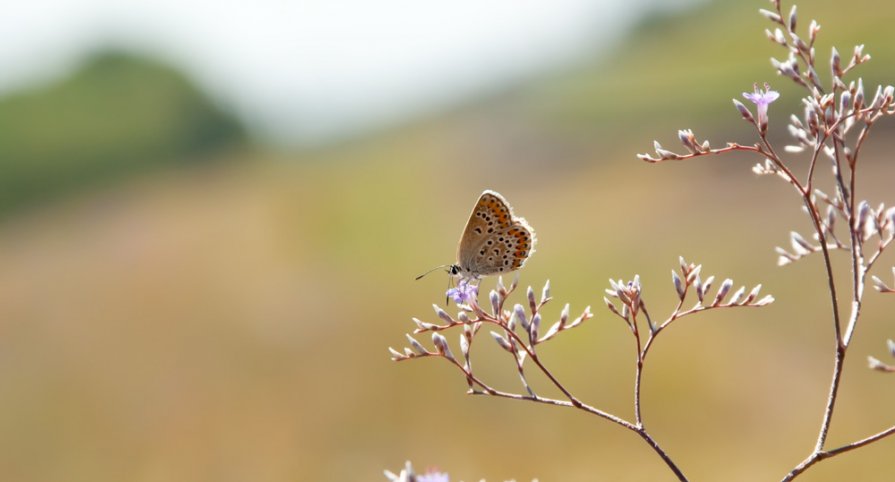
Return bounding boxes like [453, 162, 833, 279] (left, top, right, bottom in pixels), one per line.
[743, 82, 780, 107]
[446, 279, 478, 305]
[743, 82, 780, 131]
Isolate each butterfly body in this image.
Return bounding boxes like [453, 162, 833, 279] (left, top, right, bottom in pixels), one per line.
[452, 190, 536, 280]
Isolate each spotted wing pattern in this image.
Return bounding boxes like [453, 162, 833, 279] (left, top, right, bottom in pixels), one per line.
[456, 190, 536, 278]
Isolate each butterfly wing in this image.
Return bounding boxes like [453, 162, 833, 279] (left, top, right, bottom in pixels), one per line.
[456, 190, 536, 278]
[498, 216, 536, 271]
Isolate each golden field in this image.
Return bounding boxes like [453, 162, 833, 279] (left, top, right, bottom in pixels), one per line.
[0, 1, 894, 480]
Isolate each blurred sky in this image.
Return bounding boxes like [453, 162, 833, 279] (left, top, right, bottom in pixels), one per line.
[0, 0, 702, 145]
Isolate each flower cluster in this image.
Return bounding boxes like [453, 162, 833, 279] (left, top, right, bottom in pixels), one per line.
[390, 276, 591, 399]
[603, 257, 773, 337]
[775, 199, 895, 267]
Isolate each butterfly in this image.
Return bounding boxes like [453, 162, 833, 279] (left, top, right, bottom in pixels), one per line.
[418, 190, 536, 283]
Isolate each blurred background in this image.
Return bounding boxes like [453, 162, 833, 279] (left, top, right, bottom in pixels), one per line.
[0, 0, 894, 480]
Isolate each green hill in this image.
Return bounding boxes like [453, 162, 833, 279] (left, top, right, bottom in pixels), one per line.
[0, 51, 245, 214]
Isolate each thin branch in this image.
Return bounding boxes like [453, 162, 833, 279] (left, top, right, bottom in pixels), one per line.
[453, 347, 690, 481]
[764, 127, 848, 459]
[639, 142, 763, 163]
[630, 310, 645, 424]
[849, 121, 874, 168]
[761, 137, 807, 195]
[762, 142, 844, 344]
[481, 316, 583, 406]
[805, 137, 825, 193]
[814, 345, 846, 451]
[825, 424, 895, 457]
[782, 424, 895, 481]
[866, 236, 894, 272]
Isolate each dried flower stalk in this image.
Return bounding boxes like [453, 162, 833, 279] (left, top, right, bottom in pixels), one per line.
[639, 0, 895, 479]
[390, 1, 893, 480]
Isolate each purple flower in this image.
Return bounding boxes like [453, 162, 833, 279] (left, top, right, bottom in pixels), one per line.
[417, 471, 449, 482]
[446, 279, 478, 305]
[743, 82, 780, 131]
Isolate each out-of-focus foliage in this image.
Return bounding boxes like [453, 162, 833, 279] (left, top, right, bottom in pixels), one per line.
[0, 1, 894, 481]
[0, 51, 245, 214]
[519, 0, 895, 142]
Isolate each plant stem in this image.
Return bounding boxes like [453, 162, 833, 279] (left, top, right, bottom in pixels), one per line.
[635, 428, 689, 482]
[458, 358, 690, 481]
[782, 424, 895, 481]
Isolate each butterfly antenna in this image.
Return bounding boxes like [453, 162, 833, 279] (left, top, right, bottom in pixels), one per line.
[415, 264, 450, 281]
